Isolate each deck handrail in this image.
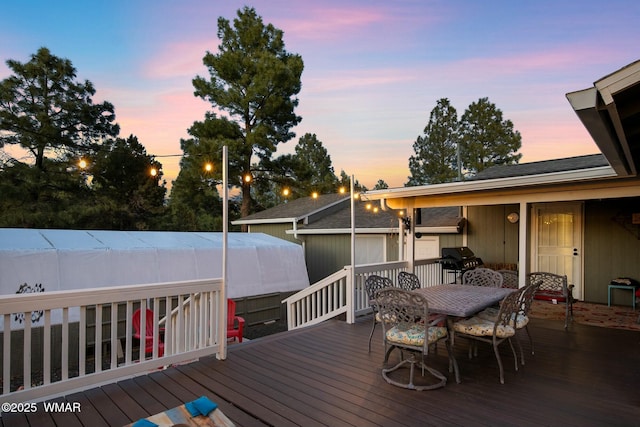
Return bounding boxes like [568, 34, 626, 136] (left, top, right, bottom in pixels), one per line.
[0, 278, 225, 403]
[283, 258, 443, 330]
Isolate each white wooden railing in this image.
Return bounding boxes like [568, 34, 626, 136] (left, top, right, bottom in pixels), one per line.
[283, 258, 444, 330]
[0, 278, 225, 403]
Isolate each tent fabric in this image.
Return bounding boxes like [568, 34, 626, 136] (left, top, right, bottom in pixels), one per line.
[0, 228, 309, 308]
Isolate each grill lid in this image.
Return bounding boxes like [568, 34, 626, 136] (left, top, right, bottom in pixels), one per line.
[441, 247, 476, 261]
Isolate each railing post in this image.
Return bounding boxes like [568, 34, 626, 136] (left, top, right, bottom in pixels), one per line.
[346, 266, 354, 324]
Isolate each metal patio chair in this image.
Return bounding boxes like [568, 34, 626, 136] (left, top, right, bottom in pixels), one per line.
[376, 288, 459, 390]
[364, 274, 393, 352]
[462, 267, 504, 288]
[477, 279, 542, 365]
[397, 271, 421, 291]
[529, 272, 573, 329]
[498, 269, 519, 289]
[452, 287, 524, 384]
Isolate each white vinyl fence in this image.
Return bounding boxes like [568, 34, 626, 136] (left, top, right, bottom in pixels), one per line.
[0, 278, 226, 403]
[283, 258, 443, 330]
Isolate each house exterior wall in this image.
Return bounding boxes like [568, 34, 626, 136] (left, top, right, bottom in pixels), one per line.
[467, 204, 520, 268]
[432, 233, 465, 252]
[304, 234, 351, 283]
[386, 234, 399, 262]
[584, 198, 640, 304]
[303, 234, 402, 283]
[464, 199, 640, 304]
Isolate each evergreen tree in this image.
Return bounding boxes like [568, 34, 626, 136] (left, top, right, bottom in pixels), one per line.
[407, 98, 459, 185]
[168, 114, 242, 230]
[458, 97, 522, 176]
[0, 47, 119, 170]
[192, 7, 303, 219]
[0, 47, 127, 228]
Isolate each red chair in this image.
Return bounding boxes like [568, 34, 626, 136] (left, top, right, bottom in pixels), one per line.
[133, 308, 165, 357]
[227, 299, 245, 343]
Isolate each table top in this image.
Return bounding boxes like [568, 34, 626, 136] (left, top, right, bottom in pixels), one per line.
[414, 284, 515, 317]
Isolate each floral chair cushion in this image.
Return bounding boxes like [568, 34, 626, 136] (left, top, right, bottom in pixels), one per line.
[476, 307, 529, 329]
[375, 312, 398, 323]
[386, 323, 448, 347]
[452, 317, 515, 338]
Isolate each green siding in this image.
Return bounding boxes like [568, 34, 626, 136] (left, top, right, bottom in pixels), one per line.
[304, 235, 351, 283]
[467, 205, 519, 267]
[386, 234, 399, 262]
[434, 234, 464, 251]
[464, 200, 640, 304]
[584, 199, 640, 304]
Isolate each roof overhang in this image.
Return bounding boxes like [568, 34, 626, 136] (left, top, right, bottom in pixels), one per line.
[232, 217, 298, 225]
[285, 225, 462, 235]
[364, 166, 618, 208]
[566, 60, 640, 177]
[286, 227, 397, 235]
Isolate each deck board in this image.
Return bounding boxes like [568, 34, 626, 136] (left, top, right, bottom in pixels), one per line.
[161, 366, 269, 427]
[3, 316, 640, 426]
[115, 377, 167, 417]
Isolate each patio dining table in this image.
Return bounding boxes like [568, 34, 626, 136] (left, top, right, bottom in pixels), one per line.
[414, 284, 515, 317]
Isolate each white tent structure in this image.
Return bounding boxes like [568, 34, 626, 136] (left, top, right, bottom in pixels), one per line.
[0, 229, 309, 328]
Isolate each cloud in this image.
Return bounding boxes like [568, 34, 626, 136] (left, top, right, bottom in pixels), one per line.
[141, 38, 216, 80]
[277, 6, 388, 42]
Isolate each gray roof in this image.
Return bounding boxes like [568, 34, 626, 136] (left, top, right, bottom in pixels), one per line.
[236, 193, 349, 222]
[470, 154, 609, 180]
[235, 192, 463, 230]
[300, 203, 463, 230]
[418, 206, 463, 227]
[301, 200, 398, 230]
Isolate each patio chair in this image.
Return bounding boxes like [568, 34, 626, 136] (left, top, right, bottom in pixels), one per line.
[477, 279, 542, 365]
[364, 275, 394, 352]
[529, 272, 573, 329]
[227, 299, 245, 343]
[397, 271, 421, 291]
[462, 268, 504, 287]
[132, 308, 165, 357]
[376, 288, 459, 390]
[452, 287, 524, 384]
[498, 269, 519, 289]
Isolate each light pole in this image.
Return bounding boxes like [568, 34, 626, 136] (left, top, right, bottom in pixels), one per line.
[219, 146, 229, 359]
[348, 175, 356, 324]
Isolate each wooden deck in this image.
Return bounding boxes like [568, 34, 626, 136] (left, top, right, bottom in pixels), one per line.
[3, 316, 640, 426]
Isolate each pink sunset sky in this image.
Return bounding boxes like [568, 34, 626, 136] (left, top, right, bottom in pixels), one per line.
[2, 1, 639, 189]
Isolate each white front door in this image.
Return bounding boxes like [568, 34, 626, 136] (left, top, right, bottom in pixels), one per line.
[531, 202, 584, 300]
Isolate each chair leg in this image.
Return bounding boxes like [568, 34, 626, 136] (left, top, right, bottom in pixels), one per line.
[564, 293, 574, 329]
[493, 342, 505, 385]
[525, 325, 534, 355]
[515, 333, 525, 366]
[493, 338, 518, 384]
[368, 318, 378, 352]
[507, 338, 519, 373]
[445, 336, 460, 384]
[515, 326, 534, 366]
